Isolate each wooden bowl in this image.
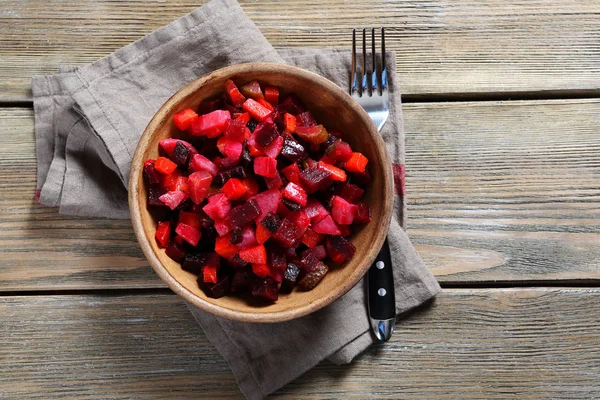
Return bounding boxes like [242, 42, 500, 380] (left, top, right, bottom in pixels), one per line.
[129, 63, 393, 323]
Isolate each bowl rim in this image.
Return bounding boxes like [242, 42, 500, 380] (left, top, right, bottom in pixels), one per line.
[129, 62, 394, 323]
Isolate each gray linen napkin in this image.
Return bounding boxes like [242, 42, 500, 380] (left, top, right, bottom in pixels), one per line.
[31, 0, 441, 398]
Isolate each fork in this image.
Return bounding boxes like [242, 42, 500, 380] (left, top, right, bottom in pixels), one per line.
[351, 27, 396, 342]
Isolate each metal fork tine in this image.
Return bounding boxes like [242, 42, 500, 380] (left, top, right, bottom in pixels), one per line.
[351, 29, 357, 95]
[361, 28, 367, 96]
[371, 27, 377, 96]
[381, 27, 387, 91]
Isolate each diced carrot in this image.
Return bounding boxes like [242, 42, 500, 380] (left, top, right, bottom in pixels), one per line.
[173, 108, 198, 131]
[264, 85, 279, 105]
[344, 152, 369, 173]
[154, 157, 178, 175]
[284, 113, 296, 133]
[203, 265, 218, 284]
[318, 161, 347, 182]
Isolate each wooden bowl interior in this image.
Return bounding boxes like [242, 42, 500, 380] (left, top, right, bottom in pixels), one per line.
[130, 64, 392, 322]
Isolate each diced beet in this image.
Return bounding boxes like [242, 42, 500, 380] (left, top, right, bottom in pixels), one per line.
[268, 265, 284, 283]
[326, 140, 353, 162]
[229, 227, 243, 244]
[175, 223, 202, 246]
[254, 121, 279, 147]
[298, 262, 328, 290]
[254, 156, 277, 178]
[338, 224, 352, 237]
[189, 154, 218, 177]
[143, 160, 161, 185]
[339, 182, 364, 204]
[197, 98, 225, 115]
[228, 254, 249, 269]
[302, 245, 327, 261]
[300, 251, 319, 272]
[312, 215, 341, 235]
[159, 190, 188, 210]
[296, 111, 317, 127]
[159, 139, 198, 158]
[229, 198, 261, 228]
[274, 218, 301, 247]
[263, 135, 284, 159]
[190, 109, 231, 138]
[249, 189, 281, 221]
[264, 170, 284, 190]
[260, 211, 281, 233]
[281, 163, 300, 184]
[147, 186, 167, 207]
[165, 237, 186, 262]
[181, 253, 205, 274]
[188, 170, 212, 205]
[299, 167, 332, 194]
[301, 228, 323, 248]
[329, 235, 357, 260]
[231, 266, 253, 292]
[281, 198, 302, 211]
[217, 138, 243, 160]
[201, 275, 230, 299]
[285, 246, 297, 259]
[351, 168, 372, 184]
[268, 245, 287, 271]
[240, 80, 264, 100]
[202, 193, 231, 220]
[213, 156, 239, 171]
[354, 202, 371, 223]
[281, 134, 307, 162]
[172, 141, 191, 165]
[282, 182, 307, 207]
[236, 225, 259, 250]
[331, 195, 358, 225]
[214, 165, 247, 186]
[304, 198, 329, 224]
[278, 94, 305, 115]
[252, 276, 279, 302]
[281, 262, 301, 293]
[302, 158, 318, 170]
[222, 177, 247, 200]
[224, 119, 247, 142]
[288, 210, 310, 237]
[213, 216, 232, 236]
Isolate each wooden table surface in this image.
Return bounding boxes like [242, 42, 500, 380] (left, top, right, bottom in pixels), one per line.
[1, 0, 599, 398]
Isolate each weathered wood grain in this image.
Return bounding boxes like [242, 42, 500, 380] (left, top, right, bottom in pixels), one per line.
[0, 289, 598, 398]
[404, 99, 600, 283]
[1, 98, 599, 290]
[1, 0, 599, 101]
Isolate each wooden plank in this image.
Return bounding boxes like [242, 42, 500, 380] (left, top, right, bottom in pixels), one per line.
[0, 289, 598, 398]
[1, 98, 599, 290]
[404, 99, 600, 284]
[1, 0, 600, 101]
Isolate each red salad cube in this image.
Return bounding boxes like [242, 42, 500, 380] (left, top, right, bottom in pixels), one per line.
[143, 159, 162, 185]
[264, 170, 285, 190]
[223, 119, 247, 142]
[175, 223, 202, 246]
[239, 244, 267, 265]
[352, 168, 372, 184]
[225, 79, 246, 107]
[299, 167, 332, 194]
[326, 140, 353, 162]
[288, 210, 310, 237]
[295, 125, 328, 145]
[203, 193, 231, 220]
[328, 235, 356, 260]
[155, 220, 171, 248]
[273, 218, 301, 247]
[154, 156, 178, 175]
[229, 199, 261, 228]
[173, 108, 198, 131]
[254, 156, 277, 178]
[214, 216, 232, 236]
[252, 263, 270, 278]
[234, 112, 250, 125]
[203, 265, 218, 284]
[159, 139, 198, 159]
[248, 189, 280, 222]
[278, 94, 305, 115]
[281, 134, 307, 162]
[189, 154, 218, 177]
[262, 135, 284, 159]
[252, 277, 279, 302]
[191, 109, 231, 138]
[282, 182, 307, 207]
[354, 202, 371, 223]
[217, 137, 243, 160]
[312, 215, 341, 235]
[222, 177, 247, 200]
[296, 111, 317, 127]
[159, 190, 188, 210]
[344, 152, 369, 173]
[255, 223, 272, 244]
[240, 80, 264, 100]
[304, 198, 329, 224]
[317, 161, 347, 182]
[236, 225, 259, 250]
[301, 228, 324, 248]
[264, 85, 279, 105]
[178, 211, 201, 231]
[242, 98, 272, 122]
[258, 98, 274, 112]
[284, 113, 296, 133]
[215, 233, 238, 258]
[281, 163, 300, 184]
[188, 170, 212, 204]
[254, 121, 279, 147]
[165, 236, 186, 262]
[331, 195, 358, 225]
[240, 178, 259, 200]
[339, 182, 364, 204]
